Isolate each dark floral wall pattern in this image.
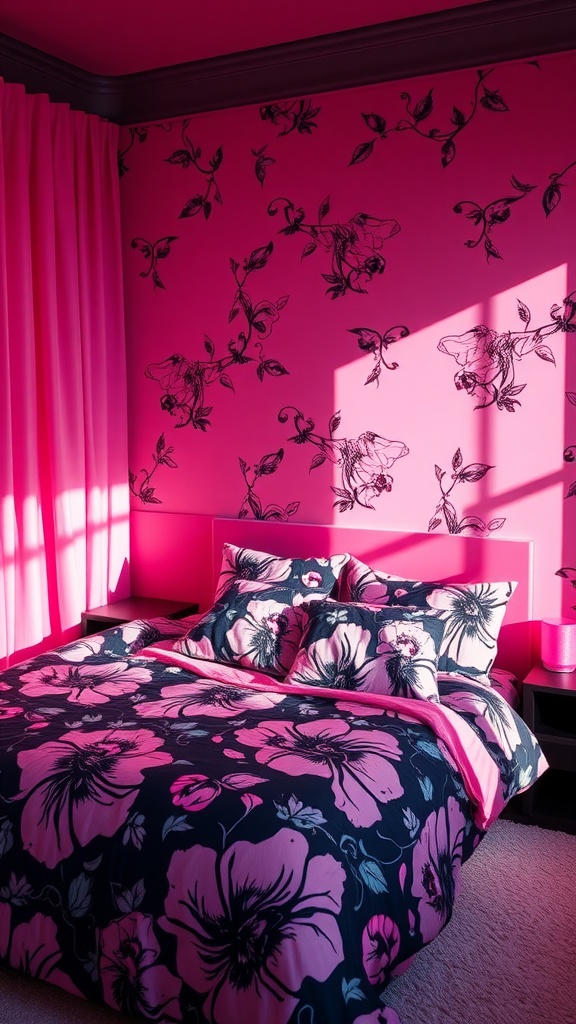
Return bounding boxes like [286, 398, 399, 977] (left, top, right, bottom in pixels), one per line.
[349, 66, 513, 169]
[349, 324, 410, 386]
[278, 406, 409, 512]
[238, 449, 300, 521]
[130, 235, 178, 290]
[437, 292, 576, 411]
[118, 122, 173, 176]
[260, 99, 321, 138]
[252, 144, 276, 187]
[130, 434, 177, 505]
[120, 51, 576, 629]
[454, 157, 576, 260]
[144, 242, 289, 430]
[563, 391, 576, 498]
[268, 197, 400, 298]
[428, 448, 505, 535]
[254, 99, 321, 186]
[165, 119, 224, 221]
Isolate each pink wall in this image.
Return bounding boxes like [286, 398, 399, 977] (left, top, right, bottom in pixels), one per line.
[120, 50, 576, 630]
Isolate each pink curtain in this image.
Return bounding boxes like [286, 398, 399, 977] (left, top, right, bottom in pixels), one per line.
[0, 80, 130, 667]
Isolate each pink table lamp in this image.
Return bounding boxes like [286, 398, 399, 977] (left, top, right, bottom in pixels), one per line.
[541, 617, 576, 672]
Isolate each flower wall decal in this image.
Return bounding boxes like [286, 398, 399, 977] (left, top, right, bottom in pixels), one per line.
[350, 66, 512, 169]
[279, 406, 409, 512]
[437, 293, 576, 411]
[143, 242, 289, 431]
[428, 448, 505, 535]
[268, 196, 400, 298]
[165, 118, 224, 220]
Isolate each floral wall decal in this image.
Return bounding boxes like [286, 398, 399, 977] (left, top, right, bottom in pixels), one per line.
[453, 175, 536, 261]
[349, 324, 410, 385]
[238, 449, 300, 521]
[252, 144, 276, 187]
[252, 100, 320, 187]
[267, 196, 400, 298]
[260, 99, 321, 137]
[118, 121, 173, 176]
[454, 156, 576, 260]
[350, 66, 512, 169]
[437, 292, 576, 411]
[129, 434, 177, 505]
[165, 119, 224, 220]
[144, 242, 289, 429]
[130, 235, 178, 290]
[279, 407, 409, 512]
[428, 449, 505, 535]
[564, 391, 576, 498]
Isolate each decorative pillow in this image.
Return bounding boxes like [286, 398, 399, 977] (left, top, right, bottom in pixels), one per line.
[175, 545, 350, 678]
[339, 555, 516, 684]
[174, 593, 307, 677]
[214, 543, 350, 603]
[284, 599, 446, 702]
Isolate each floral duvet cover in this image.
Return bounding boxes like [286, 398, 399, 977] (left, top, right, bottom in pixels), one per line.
[0, 618, 545, 1024]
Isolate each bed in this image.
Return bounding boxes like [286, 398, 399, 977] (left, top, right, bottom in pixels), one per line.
[0, 521, 547, 1024]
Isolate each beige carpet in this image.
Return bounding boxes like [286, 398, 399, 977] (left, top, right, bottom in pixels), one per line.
[0, 819, 574, 1024]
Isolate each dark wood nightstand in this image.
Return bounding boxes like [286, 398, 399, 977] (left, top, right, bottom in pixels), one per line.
[81, 597, 199, 636]
[521, 664, 576, 834]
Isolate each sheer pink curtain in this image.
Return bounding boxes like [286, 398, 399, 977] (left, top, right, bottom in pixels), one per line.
[0, 80, 130, 667]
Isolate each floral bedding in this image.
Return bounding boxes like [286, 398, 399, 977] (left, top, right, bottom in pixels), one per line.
[0, 616, 546, 1024]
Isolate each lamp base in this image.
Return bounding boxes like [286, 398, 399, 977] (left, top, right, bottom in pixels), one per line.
[541, 617, 576, 673]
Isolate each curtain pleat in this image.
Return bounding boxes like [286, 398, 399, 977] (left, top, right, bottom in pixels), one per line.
[0, 80, 130, 666]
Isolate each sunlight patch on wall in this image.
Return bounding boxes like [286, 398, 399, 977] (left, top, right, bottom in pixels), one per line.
[1, 494, 49, 655]
[332, 305, 484, 530]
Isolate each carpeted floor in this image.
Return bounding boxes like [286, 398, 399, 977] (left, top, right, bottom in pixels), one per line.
[0, 819, 574, 1024]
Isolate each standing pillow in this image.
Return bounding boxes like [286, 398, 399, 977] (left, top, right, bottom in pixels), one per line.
[339, 555, 516, 684]
[214, 543, 349, 603]
[174, 593, 307, 678]
[174, 545, 350, 678]
[284, 599, 446, 702]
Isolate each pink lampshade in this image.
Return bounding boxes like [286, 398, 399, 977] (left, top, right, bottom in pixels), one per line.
[540, 617, 576, 672]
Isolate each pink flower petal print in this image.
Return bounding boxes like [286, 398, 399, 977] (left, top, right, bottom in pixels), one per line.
[440, 685, 522, 758]
[235, 719, 403, 827]
[136, 681, 284, 719]
[9, 912, 83, 997]
[353, 1009, 402, 1024]
[0, 702, 24, 719]
[288, 623, 375, 690]
[411, 796, 466, 944]
[225, 599, 303, 675]
[362, 914, 401, 985]
[18, 662, 152, 706]
[100, 912, 181, 1020]
[175, 634, 217, 661]
[171, 774, 222, 811]
[160, 829, 345, 1024]
[17, 728, 172, 867]
[215, 546, 293, 601]
[57, 636, 106, 661]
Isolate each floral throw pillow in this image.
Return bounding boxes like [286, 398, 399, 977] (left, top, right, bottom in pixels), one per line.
[214, 543, 350, 603]
[339, 555, 516, 684]
[284, 599, 446, 702]
[174, 594, 307, 678]
[175, 545, 350, 678]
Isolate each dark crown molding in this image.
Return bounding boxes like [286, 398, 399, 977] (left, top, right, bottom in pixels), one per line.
[1, 0, 576, 125]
